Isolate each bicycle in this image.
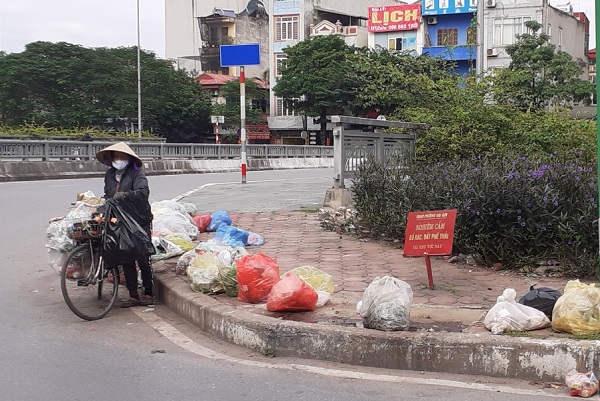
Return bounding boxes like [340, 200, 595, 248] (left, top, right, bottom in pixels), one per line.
[60, 217, 120, 321]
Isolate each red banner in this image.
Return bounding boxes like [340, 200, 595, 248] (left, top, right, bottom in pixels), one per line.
[403, 209, 457, 257]
[368, 4, 421, 33]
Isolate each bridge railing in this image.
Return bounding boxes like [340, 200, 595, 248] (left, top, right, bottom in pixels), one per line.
[0, 140, 334, 161]
[330, 116, 429, 189]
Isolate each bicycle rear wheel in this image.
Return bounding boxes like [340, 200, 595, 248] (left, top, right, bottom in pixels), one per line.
[60, 243, 119, 321]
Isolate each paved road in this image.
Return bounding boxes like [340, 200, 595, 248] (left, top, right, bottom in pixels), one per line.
[0, 169, 569, 400]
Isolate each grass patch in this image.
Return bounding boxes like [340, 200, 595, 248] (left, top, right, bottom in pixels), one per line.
[503, 330, 533, 337]
[569, 333, 600, 341]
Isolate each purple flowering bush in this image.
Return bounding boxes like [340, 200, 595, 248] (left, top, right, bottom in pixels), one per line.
[352, 151, 598, 277]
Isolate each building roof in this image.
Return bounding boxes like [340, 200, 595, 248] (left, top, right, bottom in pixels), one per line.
[196, 73, 269, 89]
[197, 73, 236, 89]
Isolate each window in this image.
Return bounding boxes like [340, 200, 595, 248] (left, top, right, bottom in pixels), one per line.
[493, 17, 531, 46]
[252, 98, 267, 113]
[276, 16, 299, 41]
[389, 38, 406, 51]
[275, 97, 297, 116]
[275, 54, 287, 76]
[547, 24, 552, 38]
[558, 28, 563, 47]
[388, 35, 417, 51]
[437, 28, 458, 46]
[591, 75, 596, 105]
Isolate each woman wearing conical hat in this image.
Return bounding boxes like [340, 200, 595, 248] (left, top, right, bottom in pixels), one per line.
[96, 142, 154, 308]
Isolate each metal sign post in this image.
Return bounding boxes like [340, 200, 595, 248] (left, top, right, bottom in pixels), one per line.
[211, 116, 224, 144]
[220, 43, 260, 184]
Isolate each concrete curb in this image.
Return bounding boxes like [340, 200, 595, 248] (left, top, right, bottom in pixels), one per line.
[154, 273, 600, 382]
[0, 158, 333, 182]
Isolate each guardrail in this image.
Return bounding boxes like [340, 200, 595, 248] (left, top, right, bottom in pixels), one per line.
[330, 116, 429, 189]
[0, 140, 334, 161]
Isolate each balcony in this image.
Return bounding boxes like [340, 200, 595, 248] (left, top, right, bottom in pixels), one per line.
[421, 46, 477, 61]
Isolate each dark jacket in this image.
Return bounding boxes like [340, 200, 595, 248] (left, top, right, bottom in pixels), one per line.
[103, 165, 153, 227]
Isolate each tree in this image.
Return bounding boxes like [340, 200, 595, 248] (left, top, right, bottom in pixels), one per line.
[0, 42, 212, 141]
[273, 35, 356, 145]
[347, 47, 456, 116]
[489, 21, 593, 111]
[210, 78, 267, 132]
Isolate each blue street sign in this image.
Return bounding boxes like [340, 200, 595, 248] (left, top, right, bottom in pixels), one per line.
[220, 44, 261, 67]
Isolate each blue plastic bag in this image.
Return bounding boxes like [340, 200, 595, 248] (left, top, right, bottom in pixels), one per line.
[214, 224, 249, 247]
[207, 210, 232, 232]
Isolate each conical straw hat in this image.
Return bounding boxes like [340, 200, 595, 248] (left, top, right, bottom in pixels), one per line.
[95, 142, 142, 167]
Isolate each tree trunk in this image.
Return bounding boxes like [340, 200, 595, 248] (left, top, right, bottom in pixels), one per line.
[319, 107, 327, 146]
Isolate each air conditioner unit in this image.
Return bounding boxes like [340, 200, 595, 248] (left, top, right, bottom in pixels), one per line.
[487, 48, 499, 57]
[427, 16, 438, 25]
[487, 0, 496, 7]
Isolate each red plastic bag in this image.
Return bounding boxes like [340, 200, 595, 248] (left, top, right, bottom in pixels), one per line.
[192, 214, 211, 232]
[267, 273, 318, 312]
[236, 253, 280, 303]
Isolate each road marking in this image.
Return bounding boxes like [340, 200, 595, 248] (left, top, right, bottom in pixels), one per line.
[133, 309, 567, 398]
[171, 177, 331, 202]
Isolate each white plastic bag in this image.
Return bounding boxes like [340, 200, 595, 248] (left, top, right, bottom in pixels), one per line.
[152, 210, 199, 239]
[483, 288, 551, 334]
[359, 276, 413, 331]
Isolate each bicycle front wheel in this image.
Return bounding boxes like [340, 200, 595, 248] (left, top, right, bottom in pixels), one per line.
[60, 244, 119, 321]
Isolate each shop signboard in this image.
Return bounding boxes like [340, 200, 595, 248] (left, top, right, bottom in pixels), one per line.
[367, 4, 421, 33]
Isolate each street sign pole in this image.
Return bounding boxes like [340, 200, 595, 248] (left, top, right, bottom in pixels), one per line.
[211, 115, 224, 144]
[219, 43, 260, 185]
[240, 66, 247, 184]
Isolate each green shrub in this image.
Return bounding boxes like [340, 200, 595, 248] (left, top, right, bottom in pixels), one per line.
[352, 151, 598, 277]
[0, 124, 160, 140]
[397, 107, 597, 164]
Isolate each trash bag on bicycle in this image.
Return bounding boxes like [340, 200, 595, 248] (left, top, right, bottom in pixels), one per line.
[101, 198, 155, 267]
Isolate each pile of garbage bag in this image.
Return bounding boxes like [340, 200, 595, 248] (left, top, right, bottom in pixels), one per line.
[47, 195, 334, 312]
[484, 288, 551, 334]
[46, 194, 266, 272]
[45, 191, 105, 274]
[481, 281, 600, 335]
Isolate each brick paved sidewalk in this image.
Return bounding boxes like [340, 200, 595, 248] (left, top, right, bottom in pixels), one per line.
[158, 210, 571, 331]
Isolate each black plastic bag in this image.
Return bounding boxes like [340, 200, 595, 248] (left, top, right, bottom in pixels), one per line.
[102, 198, 155, 267]
[518, 285, 562, 320]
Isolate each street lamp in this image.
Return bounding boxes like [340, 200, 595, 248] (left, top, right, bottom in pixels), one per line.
[136, 0, 142, 138]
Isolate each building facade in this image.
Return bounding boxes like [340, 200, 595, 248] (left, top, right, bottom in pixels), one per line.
[166, 0, 268, 73]
[267, 0, 393, 144]
[197, 4, 270, 79]
[482, 0, 588, 78]
[420, 0, 477, 74]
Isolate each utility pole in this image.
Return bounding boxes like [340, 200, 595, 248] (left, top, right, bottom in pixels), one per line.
[136, 0, 142, 138]
[476, 0, 485, 77]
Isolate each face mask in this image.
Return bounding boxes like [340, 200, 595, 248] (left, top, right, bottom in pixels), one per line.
[112, 159, 129, 170]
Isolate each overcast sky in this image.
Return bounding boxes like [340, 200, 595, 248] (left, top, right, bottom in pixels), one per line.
[0, 0, 166, 57]
[0, 0, 596, 58]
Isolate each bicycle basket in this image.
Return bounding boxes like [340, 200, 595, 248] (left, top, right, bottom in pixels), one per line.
[67, 220, 103, 240]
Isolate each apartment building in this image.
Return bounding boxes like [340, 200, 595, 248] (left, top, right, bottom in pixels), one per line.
[420, 0, 477, 74]
[482, 0, 588, 78]
[267, 0, 394, 144]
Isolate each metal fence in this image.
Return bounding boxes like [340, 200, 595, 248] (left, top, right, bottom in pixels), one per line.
[330, 116, 428, 189]
[0, 140, 334, 161]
